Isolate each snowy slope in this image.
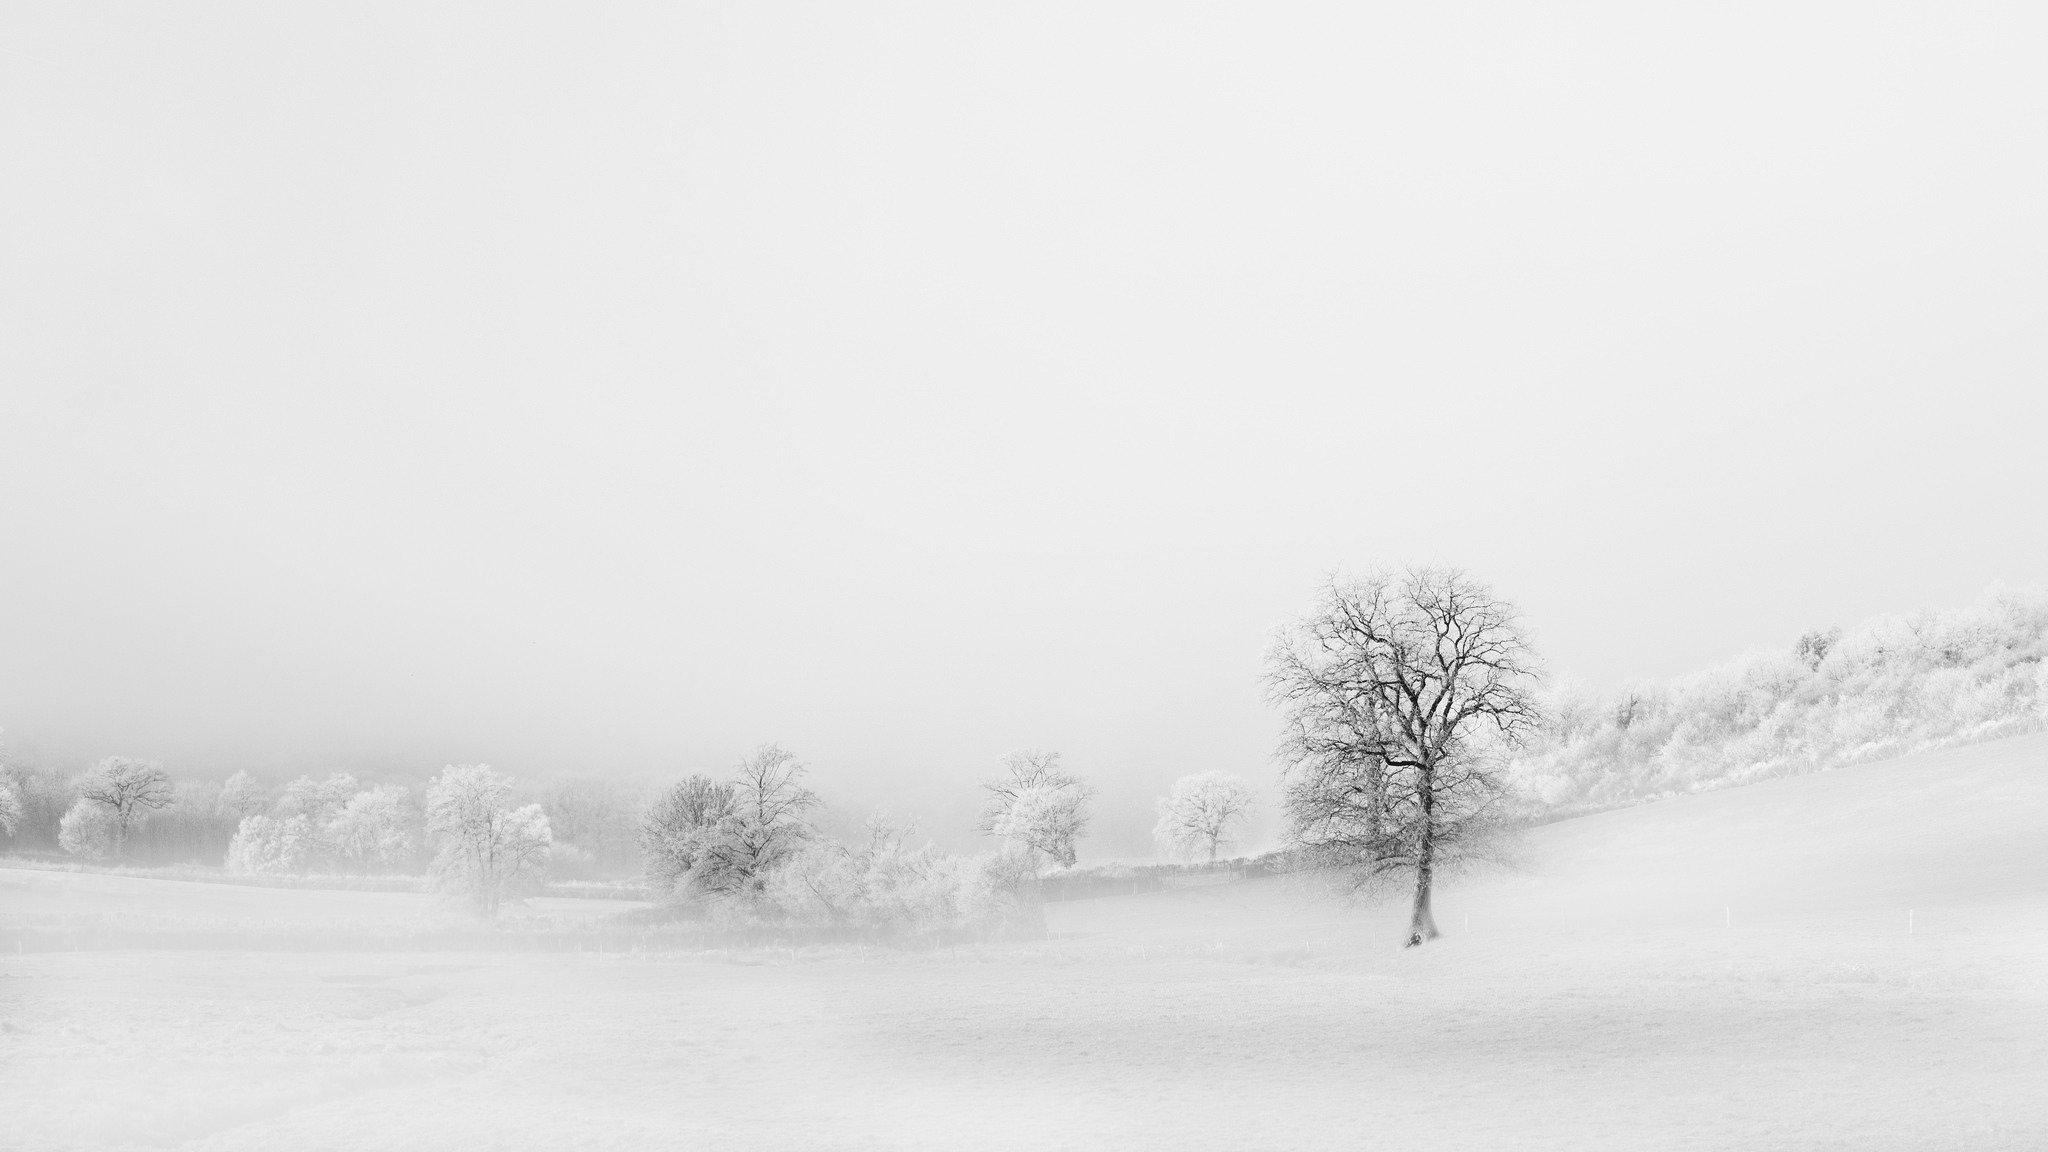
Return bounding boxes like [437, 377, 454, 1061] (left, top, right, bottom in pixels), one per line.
[6, 734, 2048, 1151]
[1483, 727, 2048, 928]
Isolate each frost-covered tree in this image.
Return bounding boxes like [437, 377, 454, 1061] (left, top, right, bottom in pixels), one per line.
[218, 770, 267, 819]
[0, 727, 13, 838]
[0, 774, 20, 837]
[1268, 568, 1541, 948]
[425, 764, 552, 915]
[225, 813, 317, 873]
[329, 785, 418, 869]
[76, 757, 175, 859]
[714, 745, 818, 894]
[58, 798, 114, 859]
[976, 750, 1093, 870]
[1153, 771, 1258, 862]
[639, 774, 740, 899]
[278, 773, 359, 824]
[639, 748, 818, 904]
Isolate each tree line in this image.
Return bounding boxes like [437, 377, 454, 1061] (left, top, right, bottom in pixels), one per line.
[3, 562, 1566, 947]
[0, 738, 1264, 924]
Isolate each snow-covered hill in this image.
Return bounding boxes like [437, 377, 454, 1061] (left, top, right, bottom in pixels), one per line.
[1513, 586, 2048, 814]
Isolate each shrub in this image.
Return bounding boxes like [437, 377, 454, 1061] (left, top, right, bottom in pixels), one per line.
[756, 817, 1040, 940]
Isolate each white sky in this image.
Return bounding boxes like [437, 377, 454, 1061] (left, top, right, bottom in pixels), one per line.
[4, 2, 2045, 855]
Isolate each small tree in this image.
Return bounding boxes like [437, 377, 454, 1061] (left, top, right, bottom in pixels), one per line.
[76, 757, 175, 859]
[1267, 568, 1541, 947]
[0, 774, 20, 838]
[278, 773, 359, 824]
[425, 764, 552, 916]
[219, 771, 268, 819]
[639, 774, 740, 899]
[1, 763, 72, 853]
[1153, 771, 1258, 862]
[976, 750, 1093, 870]
[58, 798, 115, 859]
[0, 727, 13, 838]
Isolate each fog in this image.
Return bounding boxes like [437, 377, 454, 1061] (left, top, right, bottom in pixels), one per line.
[5, 2, 2048, 857]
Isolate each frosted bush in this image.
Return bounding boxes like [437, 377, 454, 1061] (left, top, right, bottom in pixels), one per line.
[757, 817, 1037, 940]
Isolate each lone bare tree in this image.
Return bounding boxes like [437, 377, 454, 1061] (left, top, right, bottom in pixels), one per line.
[1152, 771, 1258, 862]
[1267, 568, 1540, 947]
[76, 757, 175, 859]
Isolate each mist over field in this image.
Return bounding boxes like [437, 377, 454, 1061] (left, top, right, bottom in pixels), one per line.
[9, 734, 2048, 1150]
[5, 0, 2048, 1149]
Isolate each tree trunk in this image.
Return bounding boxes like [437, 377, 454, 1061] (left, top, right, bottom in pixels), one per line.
[1405, 765, 1440, 948]
[1405, 857, 1439, 947]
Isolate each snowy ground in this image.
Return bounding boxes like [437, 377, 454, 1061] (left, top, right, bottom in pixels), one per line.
[7, 734, 2048, 1150]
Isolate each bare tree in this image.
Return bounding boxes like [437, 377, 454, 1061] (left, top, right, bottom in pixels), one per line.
[711, 745, 819, 894]
[1153, 771, 1257, 862]
[76, 757, 175, 859]
[976, 750, 1093, 870]
[1267, 568, 1540, 947]
[218, 770, 268, 819]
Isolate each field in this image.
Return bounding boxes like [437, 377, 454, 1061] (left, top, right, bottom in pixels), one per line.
[7, 734, 2048, 1151]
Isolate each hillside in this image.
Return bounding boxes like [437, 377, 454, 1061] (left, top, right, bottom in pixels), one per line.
[1510, 585, 2048, 815]
[1054, 729, 2048, 957]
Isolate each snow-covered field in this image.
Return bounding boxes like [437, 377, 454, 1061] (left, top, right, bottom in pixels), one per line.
[8, 734, 2048, 1150]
